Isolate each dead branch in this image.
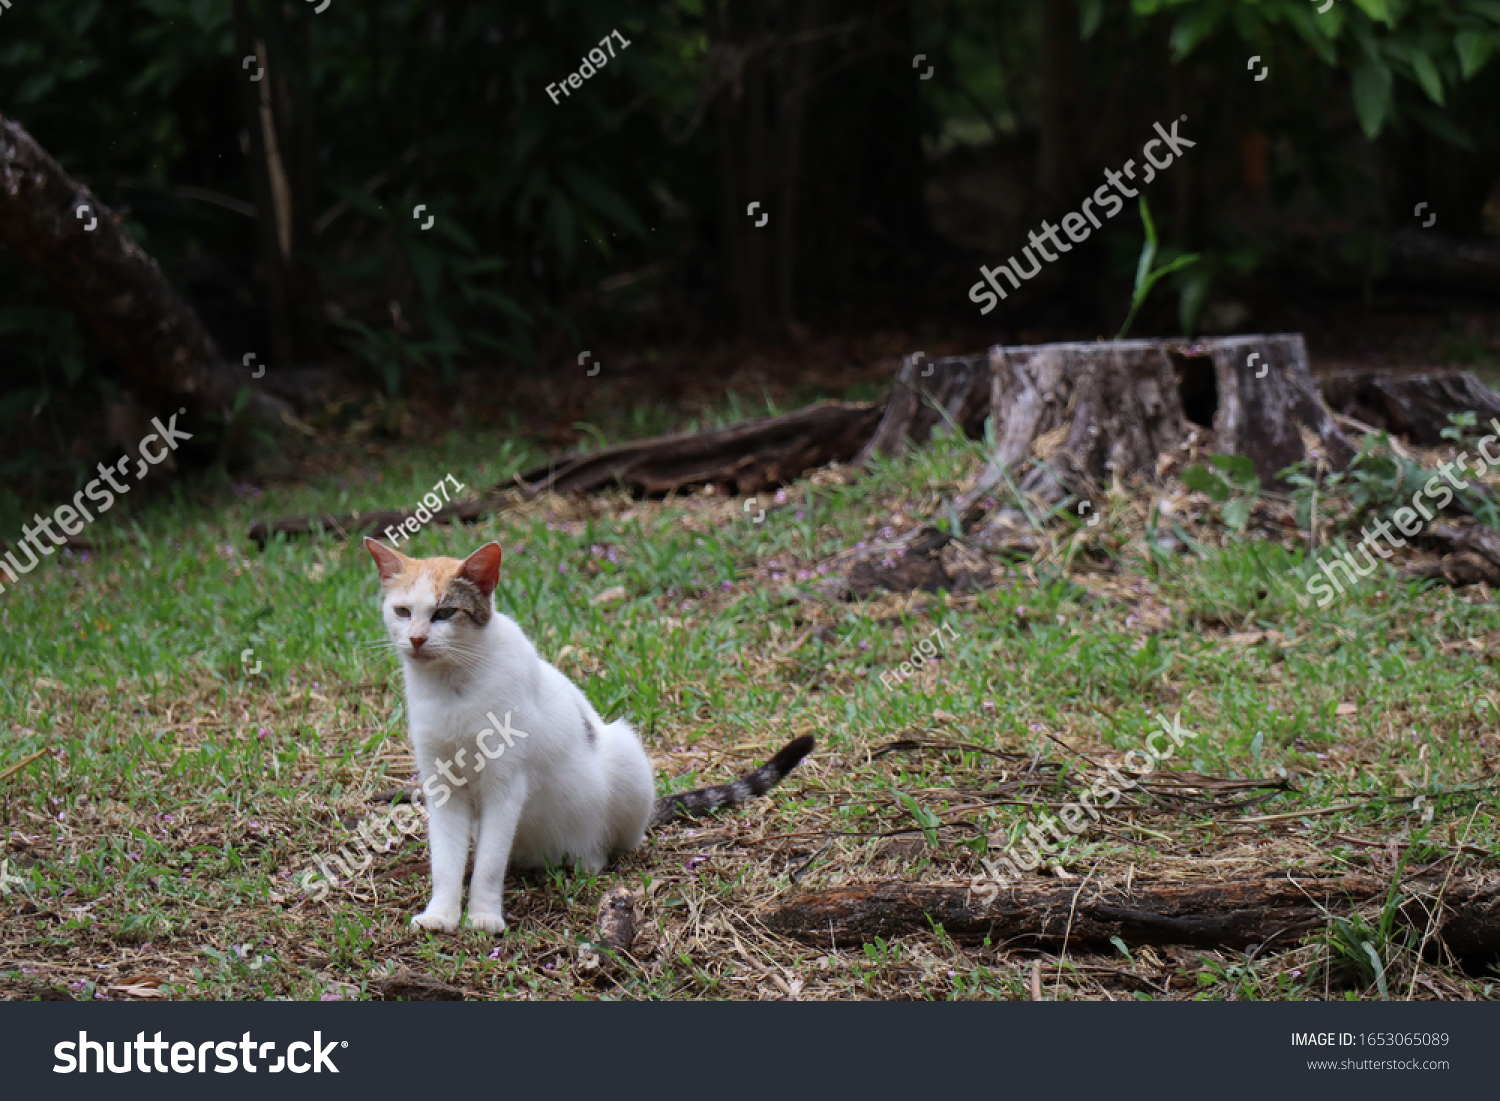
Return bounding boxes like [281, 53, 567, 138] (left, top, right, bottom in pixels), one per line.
[763, 874, 1500, 955]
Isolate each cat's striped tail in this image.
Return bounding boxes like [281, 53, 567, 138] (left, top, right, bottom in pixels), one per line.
[649, 735, 814, 828]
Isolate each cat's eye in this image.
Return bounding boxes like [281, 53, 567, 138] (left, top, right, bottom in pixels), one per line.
[394, 606, 411, 618]
[432, 608, 458, 622]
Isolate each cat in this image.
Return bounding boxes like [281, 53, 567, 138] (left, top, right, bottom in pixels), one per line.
[364, 537, 814, 934]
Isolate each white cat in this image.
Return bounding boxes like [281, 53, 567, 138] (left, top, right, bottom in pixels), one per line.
[364, 537, 813, 934]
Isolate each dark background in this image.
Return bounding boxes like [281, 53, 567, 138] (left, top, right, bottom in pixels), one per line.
[2, 0, 1499, 516]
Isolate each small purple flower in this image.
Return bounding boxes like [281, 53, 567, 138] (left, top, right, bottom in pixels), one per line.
[858, 641, 869, 650]
[685, 855, 708, 872]
[488, 947, 505, 961]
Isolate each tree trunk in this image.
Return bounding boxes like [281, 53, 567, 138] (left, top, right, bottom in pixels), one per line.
[855, 352, 990, 465]
[0, 112, 283, 429]
[764, 875, 1500, 956]
[233, 0, 326, 368]
[1321, 369, 1500, 446]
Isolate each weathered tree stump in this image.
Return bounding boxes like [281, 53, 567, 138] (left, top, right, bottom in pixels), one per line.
[855, 352, 990, 465]
[1321, 369, 1500, 446]
[970, 334, 1353, 512]
[840, 335, 1358, 591]
[764, 875, 1500, 957]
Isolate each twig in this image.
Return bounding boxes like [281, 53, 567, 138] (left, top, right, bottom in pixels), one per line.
[0, 749, 49, 785]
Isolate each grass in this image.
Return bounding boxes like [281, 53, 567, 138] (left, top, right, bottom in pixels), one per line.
[1, 405, 1498, 1002]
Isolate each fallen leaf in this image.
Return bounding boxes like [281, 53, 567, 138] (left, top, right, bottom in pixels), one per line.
[591, 585, 628, 605]
[1335, 702, 1358, 716]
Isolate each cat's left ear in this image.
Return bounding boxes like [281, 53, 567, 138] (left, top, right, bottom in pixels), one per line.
[459, 542, 503, 598]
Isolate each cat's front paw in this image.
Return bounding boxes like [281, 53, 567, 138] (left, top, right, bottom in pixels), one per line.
[411, 907, 462, 933]
[465, 911, 508, 935]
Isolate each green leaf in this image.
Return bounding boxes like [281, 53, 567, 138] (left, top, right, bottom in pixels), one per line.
[1409, 50, 1445, 105]
[1136, 253, 1200, 305]
[1350, 0, 1391, 25]
[1222, 498, 1252, 532]
[1133, 197, 1159, 299]
[1169, 3, 1224, 60]
[1284, 5, 1338, 65]
[1209, 454, 1258, 483]
[1181, 465, 1231, 502]
[1404, 102, 1475, 150]
[1080, 0, 1105, 39]
[1350, 59, 1393, 139]
[1454, 31, 1495, 79]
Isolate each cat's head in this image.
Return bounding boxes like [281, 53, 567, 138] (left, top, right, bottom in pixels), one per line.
[363, 538, 502, 667]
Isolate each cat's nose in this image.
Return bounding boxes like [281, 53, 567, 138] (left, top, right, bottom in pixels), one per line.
[410, 636, 427, 652]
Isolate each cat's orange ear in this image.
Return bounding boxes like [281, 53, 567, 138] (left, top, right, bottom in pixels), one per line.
[364, 537, 406, 584]
[459, 542, 503, 598]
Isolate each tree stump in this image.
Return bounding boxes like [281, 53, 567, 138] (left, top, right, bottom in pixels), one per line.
[846, 335, 1356, 592]
[971, 334, 1354, 511]
[855, 352, 991, 465]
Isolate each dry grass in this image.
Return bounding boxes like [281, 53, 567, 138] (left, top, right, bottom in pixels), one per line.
[2, 424, 1498, 1001]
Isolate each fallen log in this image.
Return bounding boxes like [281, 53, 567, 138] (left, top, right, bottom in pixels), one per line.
[246, 338, 1500, 551]
[1384, 228, 1500, 296]
[1320, 370, 1500, 446]
[247, 495, 495, 549]
[514, 400, 884, 498]
[763, 875, 1500, 956]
